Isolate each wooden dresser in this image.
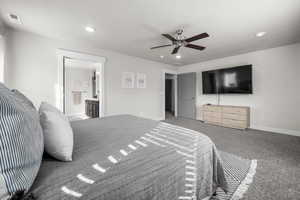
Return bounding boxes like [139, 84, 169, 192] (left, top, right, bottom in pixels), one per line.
[202, 105, 250, 129]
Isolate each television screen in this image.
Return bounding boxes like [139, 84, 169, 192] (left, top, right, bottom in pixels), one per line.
[202, 65, 252, 94]
[202, 70, 218, 94]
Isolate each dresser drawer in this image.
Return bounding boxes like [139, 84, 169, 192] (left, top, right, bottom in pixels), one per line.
[203, 111, 222, 119]
[222, 113, 247, 121]
[201, 104, 250, 129]
[203, 115, 222, 124]
[203, 105, 222, 112]
[222, 106, 248, 115]
[222, 118, 247, 129]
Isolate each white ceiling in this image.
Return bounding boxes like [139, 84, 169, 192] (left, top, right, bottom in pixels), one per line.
[1, 0, 300, 66]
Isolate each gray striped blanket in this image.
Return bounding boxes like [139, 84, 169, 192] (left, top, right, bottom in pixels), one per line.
[29, 115, 228, 200]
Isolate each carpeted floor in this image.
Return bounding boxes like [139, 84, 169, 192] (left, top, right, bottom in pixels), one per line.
[164, 117, 300, 200]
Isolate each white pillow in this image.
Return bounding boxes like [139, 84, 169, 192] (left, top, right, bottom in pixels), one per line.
[39, 102, 74, 161]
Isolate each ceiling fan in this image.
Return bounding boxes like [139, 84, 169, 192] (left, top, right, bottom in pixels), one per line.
[150, 29, 209, 54]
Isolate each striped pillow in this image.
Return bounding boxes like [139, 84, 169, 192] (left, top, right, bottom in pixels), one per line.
[11, 89, 36, 110]
[0, 83, 44, 199]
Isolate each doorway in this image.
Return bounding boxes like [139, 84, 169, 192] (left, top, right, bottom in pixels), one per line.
[64, 58, 101, 121]
[56, 49, 106, 119]
[162, 69, 177, 120]
[165, 73, 176, 119]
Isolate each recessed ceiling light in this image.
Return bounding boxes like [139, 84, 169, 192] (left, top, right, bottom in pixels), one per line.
[85, 26, 95, 33]
[160, 55, 164, 59]
[8, 13, 22, 24]
[176, 54, 181, 59]
[256, 32, 266, 37]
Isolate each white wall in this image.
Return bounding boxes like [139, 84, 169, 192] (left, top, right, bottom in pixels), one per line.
[0, 23, 6, 83]
[0, 35, 4, 83]
[178, 43, 300, 136]
[5, 29, 175, 120]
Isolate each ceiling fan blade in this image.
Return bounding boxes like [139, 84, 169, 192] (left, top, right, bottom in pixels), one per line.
[185, 32, 209, 43]
[185, 44, 206, 51]
[150, 44, 173, 49]
[162, 34, 177, 42]
[172, 46, 180, 54]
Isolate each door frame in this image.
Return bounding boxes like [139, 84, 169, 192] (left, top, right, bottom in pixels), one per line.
[56, 49, 107, 118]
[161, 69, 178, 120]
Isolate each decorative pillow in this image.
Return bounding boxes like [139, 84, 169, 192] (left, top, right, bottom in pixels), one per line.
[11, 89, 36, 110]
[39, 102, 74, 162]
[0, 83, 44, 199]
[39, 101, 68, 120]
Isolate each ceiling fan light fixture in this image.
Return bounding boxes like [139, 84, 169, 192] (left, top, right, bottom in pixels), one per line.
[8, 13, 22, 24]
[85, 26, 95, 33]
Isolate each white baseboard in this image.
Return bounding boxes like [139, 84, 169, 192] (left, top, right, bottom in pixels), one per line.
[141, 116, 164, 121]
[250, 125, 300, 137]
[103, 113, 163, 121]
[154, 117, 164, 121]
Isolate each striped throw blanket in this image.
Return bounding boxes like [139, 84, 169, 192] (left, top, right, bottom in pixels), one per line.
[29, 115, 252, 200]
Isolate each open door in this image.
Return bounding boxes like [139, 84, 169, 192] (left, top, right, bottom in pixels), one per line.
[63, 58, 102, 121]
[178, 72, 196, 119]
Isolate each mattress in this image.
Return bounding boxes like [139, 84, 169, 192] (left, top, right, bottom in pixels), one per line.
[29, 115, 228, 200]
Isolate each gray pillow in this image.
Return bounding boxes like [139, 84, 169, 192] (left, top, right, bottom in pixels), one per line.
[39, 102, 74, 161]
[0, 83, 44, 199]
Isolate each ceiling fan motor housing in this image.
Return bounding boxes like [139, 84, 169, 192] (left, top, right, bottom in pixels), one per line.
[176, 29, 184, 35]
[175, 29, 185, 40]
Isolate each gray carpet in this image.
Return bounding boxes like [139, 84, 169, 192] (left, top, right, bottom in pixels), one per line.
[164, 117, 300, 200]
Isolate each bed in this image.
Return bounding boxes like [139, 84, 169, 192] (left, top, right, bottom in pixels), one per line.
[29, 115, 228, 200]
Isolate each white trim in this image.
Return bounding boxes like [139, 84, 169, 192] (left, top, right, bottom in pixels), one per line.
[139, 116, 164, 121]
[155, 117, 164, 121]
[161, 69, 178, 120]
[250, 125, 300, 137]
[56, 49, 106, 118]
[104, 114, 163, 121]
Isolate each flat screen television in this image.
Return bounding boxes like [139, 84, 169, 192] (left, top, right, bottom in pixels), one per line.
[202, 65, 252, 94]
